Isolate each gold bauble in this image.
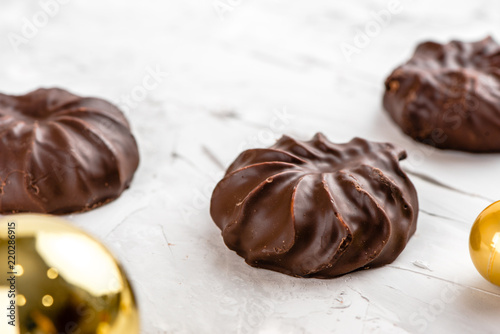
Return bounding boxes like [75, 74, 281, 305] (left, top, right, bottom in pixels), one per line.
[0, 214, 140, 334]
[470, 201, 500, 286]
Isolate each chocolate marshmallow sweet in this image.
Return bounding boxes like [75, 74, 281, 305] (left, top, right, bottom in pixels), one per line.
[384, 36, 500, 152]
[210, 133, 418, 278]
[0, 88, 139, 214]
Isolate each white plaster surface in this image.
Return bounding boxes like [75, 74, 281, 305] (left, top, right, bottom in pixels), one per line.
[1, 0, 500, 333]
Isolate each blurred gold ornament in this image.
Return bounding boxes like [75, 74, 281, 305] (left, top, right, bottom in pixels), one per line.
[0, 214, 140, 334]
[470, 201, 500, 286]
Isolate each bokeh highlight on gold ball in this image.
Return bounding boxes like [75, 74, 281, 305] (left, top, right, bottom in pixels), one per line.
[470, 201, 500, 287]
[0, 214, 140, 334]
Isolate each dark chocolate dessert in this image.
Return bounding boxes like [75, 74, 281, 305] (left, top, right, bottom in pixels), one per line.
[384, 36, 500, 152]
[210, 133, 418, 278]
[0, 88, 139, 214]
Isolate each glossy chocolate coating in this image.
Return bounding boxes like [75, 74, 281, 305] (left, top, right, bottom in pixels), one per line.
[384, 36, 500, 152]
[0, 88, 139, 214]
[210, 133, 418, 278]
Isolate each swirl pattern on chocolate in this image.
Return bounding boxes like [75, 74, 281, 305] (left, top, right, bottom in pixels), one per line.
[384, 36, 500, 152]
[210, 133, 418, 278]
[0, 88, 139, 214]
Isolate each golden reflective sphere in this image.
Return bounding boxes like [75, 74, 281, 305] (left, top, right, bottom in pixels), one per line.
[0, 214, 140, 334]
[470, 201, 500, 286]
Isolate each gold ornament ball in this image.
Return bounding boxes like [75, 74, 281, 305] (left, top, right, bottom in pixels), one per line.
[0, 214, 140, 334]
[469, 201, 500, 286]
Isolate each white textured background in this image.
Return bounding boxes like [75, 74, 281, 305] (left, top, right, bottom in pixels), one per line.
[1, 1, 500, 333]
